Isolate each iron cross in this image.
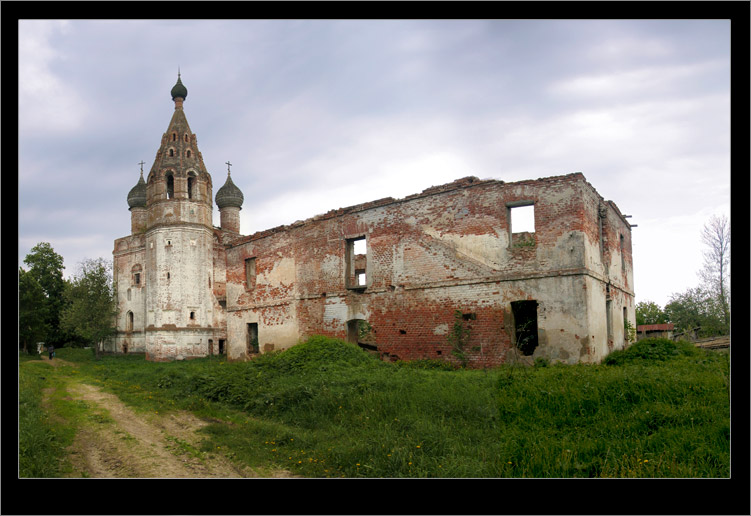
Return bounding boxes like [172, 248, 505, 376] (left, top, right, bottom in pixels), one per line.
[226, 161, 232, 175]
[138, 161, 145, 173]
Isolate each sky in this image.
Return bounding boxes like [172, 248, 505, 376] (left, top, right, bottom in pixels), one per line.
[17, 19, 731, 308]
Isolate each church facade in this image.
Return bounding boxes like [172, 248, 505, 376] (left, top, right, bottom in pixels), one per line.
[110, 76, 636, 366]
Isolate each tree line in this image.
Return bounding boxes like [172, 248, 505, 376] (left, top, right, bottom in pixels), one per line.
[636, 214, 730, 339]
[19, 242, 116, 358]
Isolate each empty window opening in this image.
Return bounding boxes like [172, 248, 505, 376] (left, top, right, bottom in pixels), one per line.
[166, 173, 174, 199]
[134, 273, 141, 285]
[189, 311, 195, 320]
[126, 311, 134, 332]
[184, 134, 189, 142]
[169, 148, 174, 157]
[172, 133, 177, 142]
[187, 175, 195, 199]
[511, 300, 539, 356]
[208, 339, 214, 355]
[462, 312, 477, 321]
[346, 236, 367, 288]
[186, 149, 192, 158]
[606, 299, 613, 339]
[510, 204, 535, 233]
[245, 257, 257, 289]
[620, 234, 626, 270]
[167, 272, 170, 280]
[247, 323, 259, 354]
[509, 204, 535, 248]
[399, 329, 407, 335]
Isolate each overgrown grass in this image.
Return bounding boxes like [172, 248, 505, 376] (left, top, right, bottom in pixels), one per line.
[37, 337, 729, 478]
[18, 355, 78, 477]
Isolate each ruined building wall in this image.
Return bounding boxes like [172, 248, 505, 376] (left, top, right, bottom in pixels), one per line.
[223, 173, 634, 366]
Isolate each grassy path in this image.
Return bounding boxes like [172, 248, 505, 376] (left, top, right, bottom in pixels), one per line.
[22, 355, 294, 478]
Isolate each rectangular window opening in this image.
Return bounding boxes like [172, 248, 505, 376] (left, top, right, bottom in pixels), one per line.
[346, 236, 367, 289]
[510, 204, 535, 234]
[245, 257, 257, 290]
[509, 204, 535, 248]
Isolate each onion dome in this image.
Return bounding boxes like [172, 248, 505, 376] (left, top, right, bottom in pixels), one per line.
[127, 172, 147, 209]
[170, 73, 188, 100]
[215, 172, 244, 209]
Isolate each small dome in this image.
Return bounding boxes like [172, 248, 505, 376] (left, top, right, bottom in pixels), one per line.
[127, 173, 147, 208]
[215, 173, 244, 209]
[171, 74, 188, 100]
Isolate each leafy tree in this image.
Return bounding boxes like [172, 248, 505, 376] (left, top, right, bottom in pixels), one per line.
[635, 300, 668, 326]
[665, 287, 727, 338]
[23, 243, 66, 346]
[18, 268, 49, 353]
[699, 214, 730, 327]
[60, 258, 117, 359]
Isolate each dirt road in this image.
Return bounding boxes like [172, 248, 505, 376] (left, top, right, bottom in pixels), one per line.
[41, 357, 293, 478]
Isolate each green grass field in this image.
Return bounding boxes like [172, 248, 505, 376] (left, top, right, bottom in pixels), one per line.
[19, 336, 729, 478]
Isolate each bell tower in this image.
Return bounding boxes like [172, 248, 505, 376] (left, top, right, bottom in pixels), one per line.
[139, 73, 217, 361]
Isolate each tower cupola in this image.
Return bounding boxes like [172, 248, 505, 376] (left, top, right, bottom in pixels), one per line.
[216, 162, 244, 233]
[215, 170, 244, 209]
[171, 72, 188, 101]
[127, 170, 147, 209]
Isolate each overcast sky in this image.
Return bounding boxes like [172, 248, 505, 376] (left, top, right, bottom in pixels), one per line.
[18, 19, 731, 307]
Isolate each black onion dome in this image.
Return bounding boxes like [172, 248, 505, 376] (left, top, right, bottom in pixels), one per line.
[215, 173, 244, 209]
[127, 173, 147, 208]
[171, 74, 188, 100]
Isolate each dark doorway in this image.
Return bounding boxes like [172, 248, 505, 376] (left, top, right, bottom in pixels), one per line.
[511, 300, 539, 356]
[218, 339, 225, 354]
[247, 323, 259, 355]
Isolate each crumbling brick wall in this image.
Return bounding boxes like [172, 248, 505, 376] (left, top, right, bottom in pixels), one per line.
[223, 173, 634, 366]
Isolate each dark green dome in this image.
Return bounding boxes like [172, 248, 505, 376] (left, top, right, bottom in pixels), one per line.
[171, 74, 187, 100]
[127, 173, 147, 208]
[216, 173, 244, 209]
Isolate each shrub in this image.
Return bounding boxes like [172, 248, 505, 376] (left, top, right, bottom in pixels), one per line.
[604, 337, 701, 365]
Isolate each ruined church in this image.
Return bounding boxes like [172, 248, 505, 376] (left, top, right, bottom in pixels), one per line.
[110, 75, 636, 366]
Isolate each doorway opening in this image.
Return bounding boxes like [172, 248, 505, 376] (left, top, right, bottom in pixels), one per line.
[247, 323, 259, 355]
[511, 300, 539, 356]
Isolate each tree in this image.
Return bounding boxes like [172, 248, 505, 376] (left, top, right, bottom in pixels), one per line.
[699, 214, 730, 327]
[635, 300, 668, 326]
[665, 287, 727, 338]
[60, 258, 117, 359]
[23, 243, 66, 346]
[18, 268, 49, 353]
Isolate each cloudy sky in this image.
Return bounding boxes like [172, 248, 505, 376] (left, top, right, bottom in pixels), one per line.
[18, 19, 731, 307]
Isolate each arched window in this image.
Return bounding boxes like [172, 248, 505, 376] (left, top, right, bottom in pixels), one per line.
[186, 149, 191, 158]
[169, 148, 174, 157]
[126, 311, 134, 332]
[187, 173, 195, 199]
[166, 173, 174, 199]
[172, 133, 177, 142]
[184, 134, 189, 142]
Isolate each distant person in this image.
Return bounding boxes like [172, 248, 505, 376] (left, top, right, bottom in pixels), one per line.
[37, 342, 43, 355]
[48, 344, 55, 360]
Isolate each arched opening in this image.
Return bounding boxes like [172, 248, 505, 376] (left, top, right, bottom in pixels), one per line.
[166, 173, 174, 199]
[347, 319, 378, 354]
[126, 311, 134, 332]
[187, 174, 195, 199]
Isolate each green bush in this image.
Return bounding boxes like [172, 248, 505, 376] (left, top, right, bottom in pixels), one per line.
[604, 338, 700, 365]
